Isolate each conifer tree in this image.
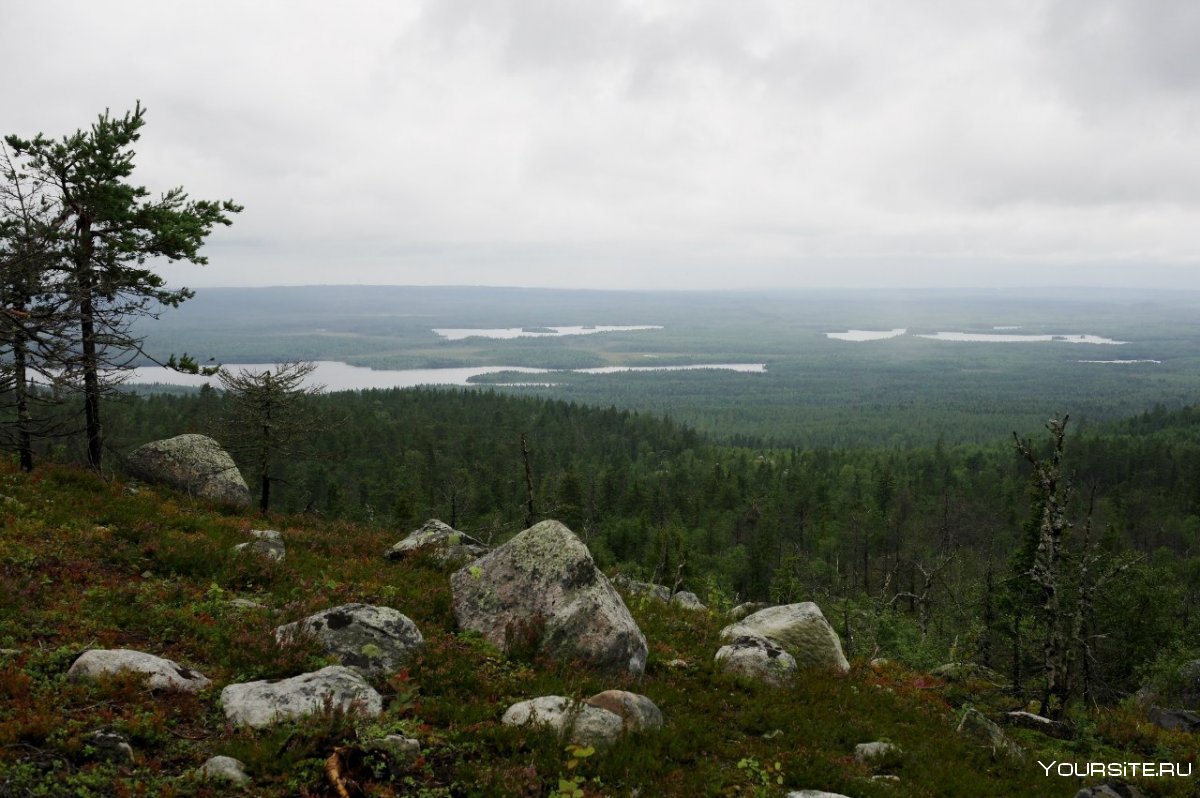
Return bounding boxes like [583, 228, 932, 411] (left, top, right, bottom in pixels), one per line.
[5, 103, 240, 469]
[219, 361, 322, 515]
[0, 143, 73, 470]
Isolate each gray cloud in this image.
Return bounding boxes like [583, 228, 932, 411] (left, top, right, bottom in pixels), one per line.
[3, 0, 1199, 289]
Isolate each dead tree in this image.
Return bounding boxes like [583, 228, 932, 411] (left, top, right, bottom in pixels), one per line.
[1014, 416, 1074, 717]
[884, 553, 956, 638]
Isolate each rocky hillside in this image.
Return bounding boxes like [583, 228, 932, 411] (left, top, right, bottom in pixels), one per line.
[0, 462, 1194, 797]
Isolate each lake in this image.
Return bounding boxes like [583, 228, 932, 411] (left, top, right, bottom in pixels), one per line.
[431, 325, 663, 340]
[127, 361, 767, 391]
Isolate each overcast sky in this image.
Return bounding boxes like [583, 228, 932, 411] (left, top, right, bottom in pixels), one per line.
[5, 0, 1200, 290]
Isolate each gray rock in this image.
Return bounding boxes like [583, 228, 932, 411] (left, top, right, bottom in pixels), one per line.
[786, 792, 854, 798]
[729, 602, 769, 621]
[720, 603, 849, 673]
[198, 755, 250, 785]
[451, 520, 648, 674]
[220, 665, 383, 729]
[233, 529, 285, 562]
[612, 574, 671, 603]
[386, 519, 489, 565]
[68, 649, 211, 693]
[85, 731, 134, 764]
[1074, 786, 1147, 798]
[275, 603, 423, 676]
[126, 434, 250, 508]
[957, 708, 1023, 758]
[1137, 659, 1200, 710]
[1004, 710, 1071, 738]
[584, 690, 664, 732]
[931, 662, 1006, 685]
[854, 741, 902, 764]
[501, 696, 625, 747]
[364, 734, 421, 765]
[715, 635, 797, 685]
[1147, 706, 1200, 733]
[670, 590, 705, 610]
[228, 598, 268, 611]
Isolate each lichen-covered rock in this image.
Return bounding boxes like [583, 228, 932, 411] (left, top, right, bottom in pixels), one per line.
[957, 708, 1023, 758]
[729, 602, 769, 621]
[68, 649, 211, 692]
[385, 519, 489, 565]
[715, 635, 797, 685]
[931, 662, 1006, 685]
[85, 731, 134, 764]
[275, 603, 423, 676]
[233, 529, 285, 561]
[198, 755, 250, 785]
[1073, 786, 1147, 798]
[501, 696, 625, 747]
[220, 666, 382, 728]
[228, 598, 269, 611]
[1004, 711, 1071, 739]
[670, 590, 705, 610]
[584, 690, 664, 732]
[612, 574, 671, 603]
[854, 741, 902, 764]
[1147, 706, 1200, 733]
[720, 603, 849, 673]
[126, 434, 250, 508]
[451, 520, 647, 674]
[364, 734, 421, 765]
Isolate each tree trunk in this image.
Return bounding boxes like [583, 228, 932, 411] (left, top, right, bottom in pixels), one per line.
[77, 223, 103, 470]
[12, 325, 33, 472]
[521, 433, 535, 528]
[260, 473, 270, 516]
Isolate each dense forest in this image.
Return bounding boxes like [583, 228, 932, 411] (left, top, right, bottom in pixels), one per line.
[84, 385, 1200, 708]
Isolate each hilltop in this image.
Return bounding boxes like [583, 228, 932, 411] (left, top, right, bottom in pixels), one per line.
[0, 462, 1194, 797]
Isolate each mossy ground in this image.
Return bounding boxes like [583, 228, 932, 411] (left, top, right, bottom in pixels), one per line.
[0, 462, 1195, 797]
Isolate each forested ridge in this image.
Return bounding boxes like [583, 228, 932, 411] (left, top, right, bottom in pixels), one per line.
[96, 386, 1200, 704]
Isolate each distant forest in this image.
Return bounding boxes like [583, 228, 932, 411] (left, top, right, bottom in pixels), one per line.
[100, 386, 1200, 704]
[130, 285, 1200, 447]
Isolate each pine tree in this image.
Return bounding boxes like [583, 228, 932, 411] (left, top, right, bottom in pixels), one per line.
[5, 103, 240, 469]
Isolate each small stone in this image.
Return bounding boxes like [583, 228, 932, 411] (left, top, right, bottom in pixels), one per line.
[233, 529, 285, 562]
[786, 792, 853, 798]
[670, 591, 705, 610]
[85, 731, 134, 764]
[228, 598, 268, 611]
[140, 571, 153, 579]
[854, 741, 901, 764]
[198, 755, 250, 784]
[364, 734, 421, 764]
[1074, 786, 1147, 798]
